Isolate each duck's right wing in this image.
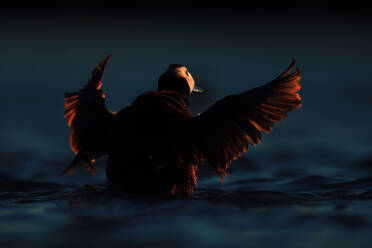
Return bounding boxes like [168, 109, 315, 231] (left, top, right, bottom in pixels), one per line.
[63, 55, 116, 174]
[192, 59, 301, 181]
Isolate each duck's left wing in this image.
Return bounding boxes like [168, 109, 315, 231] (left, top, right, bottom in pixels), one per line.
[192, 59, 301, 181]
[63, 55, 116, 174]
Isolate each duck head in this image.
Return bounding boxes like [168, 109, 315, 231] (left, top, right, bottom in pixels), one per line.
[158, 64, 203, 96]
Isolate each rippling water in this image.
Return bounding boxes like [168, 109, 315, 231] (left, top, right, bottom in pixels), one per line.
[1, 6, 372, 248]
[2, 153, 372, 247]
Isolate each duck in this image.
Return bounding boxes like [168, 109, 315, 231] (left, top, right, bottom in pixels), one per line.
[63, 54, 301, 197]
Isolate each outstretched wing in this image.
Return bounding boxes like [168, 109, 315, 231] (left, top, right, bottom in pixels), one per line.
[63, 54, 116, 174]
[192, 59, 301, 180]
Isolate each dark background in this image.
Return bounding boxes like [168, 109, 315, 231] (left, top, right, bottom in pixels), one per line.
[2, 2, 372, 248]
[1, 2, 371, 177]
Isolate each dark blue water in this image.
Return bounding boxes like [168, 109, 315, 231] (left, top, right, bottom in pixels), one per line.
[1, 9, 372, 247]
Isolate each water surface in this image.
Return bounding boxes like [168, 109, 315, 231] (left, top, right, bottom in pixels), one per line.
[1, 6, 372, 247]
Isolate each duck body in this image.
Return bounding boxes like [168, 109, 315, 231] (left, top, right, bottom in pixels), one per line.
[107, 91, 200, 196]
[63, 55, 302, 197]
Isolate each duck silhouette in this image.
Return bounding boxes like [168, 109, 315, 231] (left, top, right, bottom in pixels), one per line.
[63, 55, 301, 196]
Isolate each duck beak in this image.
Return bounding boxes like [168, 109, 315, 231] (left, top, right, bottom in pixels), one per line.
[192, 86, 204, 93]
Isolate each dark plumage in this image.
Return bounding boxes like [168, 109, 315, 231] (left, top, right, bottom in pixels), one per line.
[63, 55, 302, 197]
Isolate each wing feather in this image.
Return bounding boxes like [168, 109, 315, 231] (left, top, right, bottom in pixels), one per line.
[63, 55, 115, 174]
[192, 59, 301, 178]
